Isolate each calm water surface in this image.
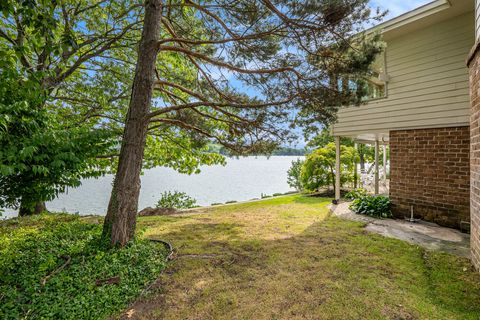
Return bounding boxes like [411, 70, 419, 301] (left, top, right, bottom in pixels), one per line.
[2, 156, 302, 219]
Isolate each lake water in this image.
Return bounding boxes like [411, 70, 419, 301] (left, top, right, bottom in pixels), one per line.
[2, 156, 303, 219]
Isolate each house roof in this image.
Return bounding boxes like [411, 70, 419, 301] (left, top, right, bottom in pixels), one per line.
[369, 0, 473, 40]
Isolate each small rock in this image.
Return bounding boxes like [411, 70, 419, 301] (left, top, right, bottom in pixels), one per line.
[138, 207, 178, 216]
[126, 309, 135, 318]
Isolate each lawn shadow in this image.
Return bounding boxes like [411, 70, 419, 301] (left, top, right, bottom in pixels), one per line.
[122, 213, 480, 320]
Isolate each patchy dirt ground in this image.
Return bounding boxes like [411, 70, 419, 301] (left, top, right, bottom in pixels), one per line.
[330, 201, 471, 257]
[117, 195, 480, 320]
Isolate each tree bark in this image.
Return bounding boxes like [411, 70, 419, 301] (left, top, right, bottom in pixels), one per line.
[102, 0, 162, 246]
[19, 201, 47, 216]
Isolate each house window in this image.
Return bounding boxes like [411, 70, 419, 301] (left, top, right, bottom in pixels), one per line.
[362, 51, 388, 101]
[364, 72, 386, 100]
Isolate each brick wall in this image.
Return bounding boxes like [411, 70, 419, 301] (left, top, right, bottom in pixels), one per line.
[469, 46, 480, 271]
[389, 127, 470, 229]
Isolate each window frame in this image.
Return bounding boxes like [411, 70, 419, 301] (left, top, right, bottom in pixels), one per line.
[362, 49, 388, 102]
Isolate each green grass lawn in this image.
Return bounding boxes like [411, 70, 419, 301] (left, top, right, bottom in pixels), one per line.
[126, 194, 480, 320]
[1, 194, 480, 320]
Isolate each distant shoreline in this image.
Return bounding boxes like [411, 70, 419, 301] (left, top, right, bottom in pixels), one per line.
[208, 144, 308, 156]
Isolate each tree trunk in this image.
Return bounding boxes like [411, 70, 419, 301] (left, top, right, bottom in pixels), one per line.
[19, 201, 47, 216]
[102, 0, 162, 247]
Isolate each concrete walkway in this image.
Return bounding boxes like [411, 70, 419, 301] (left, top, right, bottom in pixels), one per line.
[329, 202, 470, 258]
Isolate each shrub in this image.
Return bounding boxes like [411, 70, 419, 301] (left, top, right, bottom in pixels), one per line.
[156, 191, 197, 209]
[211, 203, 222, 206]
[225, 200, 237, 204]
[345, 188, 367, 200]
[272, 193, 283, 197]
[287, 159, 304, 191]
[0, 214, 167, 319]
[350, 195, 392, 218]
[300, 143, 358, 192]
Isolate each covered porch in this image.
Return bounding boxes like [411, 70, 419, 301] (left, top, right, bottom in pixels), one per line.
[333, 131, 389, 202]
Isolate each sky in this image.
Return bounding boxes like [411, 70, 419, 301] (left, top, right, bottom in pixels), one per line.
[370, 0, 433, 20]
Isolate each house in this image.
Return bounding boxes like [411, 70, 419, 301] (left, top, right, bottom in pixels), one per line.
[333, 0, 480, 270]
[469, 0, 480, 271]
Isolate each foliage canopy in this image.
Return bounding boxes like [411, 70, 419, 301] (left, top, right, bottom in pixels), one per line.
[0, 67, 115, 214]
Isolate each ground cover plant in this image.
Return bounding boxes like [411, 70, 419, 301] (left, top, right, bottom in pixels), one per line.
[0, 214, 167, 319]
[122, 194, 480, 319]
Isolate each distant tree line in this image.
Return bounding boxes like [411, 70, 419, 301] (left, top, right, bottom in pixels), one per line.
[208, 144, 307, 156]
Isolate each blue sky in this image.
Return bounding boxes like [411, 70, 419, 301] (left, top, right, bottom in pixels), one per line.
[370, 0, 433, 20]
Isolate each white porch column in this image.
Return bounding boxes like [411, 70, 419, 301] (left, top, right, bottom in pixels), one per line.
[374, 140, 379, 195]
[383, 144, 387, 182]
[354, 142, 358, 189]
[335, 136, 341, 201]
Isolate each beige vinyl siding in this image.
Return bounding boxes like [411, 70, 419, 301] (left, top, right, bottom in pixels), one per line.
[333, 12, 474, 137]
[476, 0, 480, 39]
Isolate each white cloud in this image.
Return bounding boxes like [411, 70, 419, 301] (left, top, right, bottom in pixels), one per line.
[370, 0, 433, 20]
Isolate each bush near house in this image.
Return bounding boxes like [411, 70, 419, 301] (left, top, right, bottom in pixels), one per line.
[345, 188, 368, 200]
[350, 195, 392, 218]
